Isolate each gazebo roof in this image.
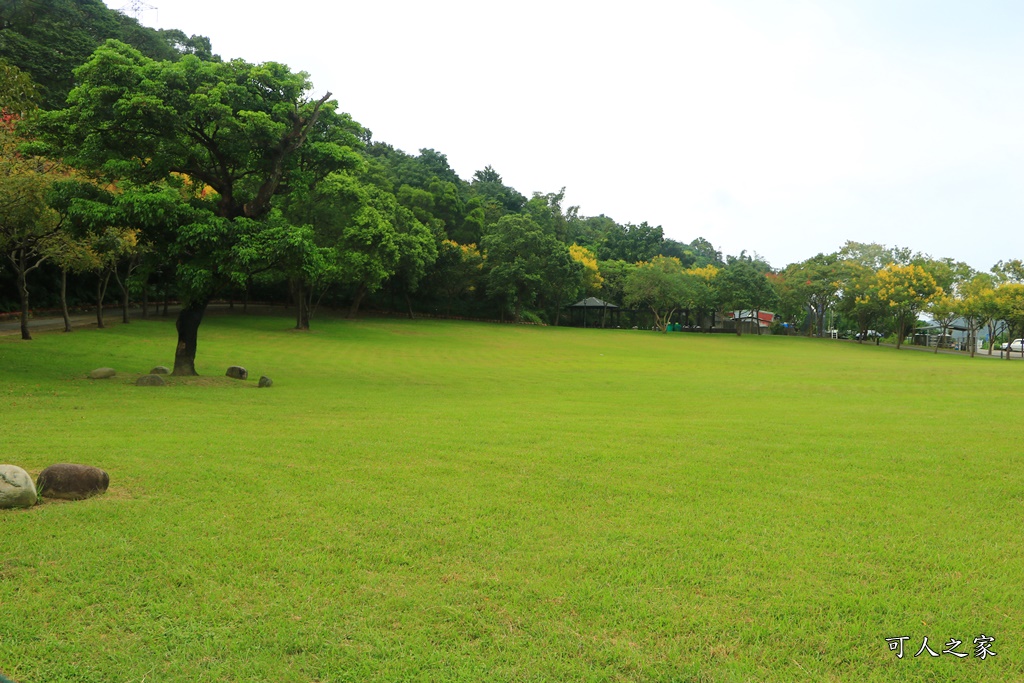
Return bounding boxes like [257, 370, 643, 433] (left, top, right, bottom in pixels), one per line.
[567, 297, 619, 309]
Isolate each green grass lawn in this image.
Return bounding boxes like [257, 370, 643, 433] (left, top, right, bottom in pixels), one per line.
[1, 313, 1022, 682]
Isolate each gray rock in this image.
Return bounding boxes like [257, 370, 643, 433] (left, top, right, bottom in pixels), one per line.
[37, 463, 109, 501]
[89, 368, 116, 379]
[136, 374, 165, 386]
[0, 465, 36, 509]
[150, 366, 170, 375]
[258, 375, 273, 388]
[226, 366, 248, 380]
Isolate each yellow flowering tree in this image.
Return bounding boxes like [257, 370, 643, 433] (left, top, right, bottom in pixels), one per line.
[836, 261, 886, 343]
[876, 263, 941, 349]
[995, 283, 1024, 358]
[569, 244, 603, 295]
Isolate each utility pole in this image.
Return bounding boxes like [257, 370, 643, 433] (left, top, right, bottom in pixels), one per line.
[119, 0, 158, 24]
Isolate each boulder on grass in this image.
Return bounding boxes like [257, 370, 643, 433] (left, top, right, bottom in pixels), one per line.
[0, 464, 36, 509]
[37, 463, 109, 501]
[136, 374, 165, 387]
[258, 375, 273, 388]
[150, 366, 170, 375]
[226, 366, 248, 380]
[89, 368, 116, 379]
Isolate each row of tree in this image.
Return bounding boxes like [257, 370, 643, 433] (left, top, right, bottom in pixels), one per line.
[0, 28, 733, 374]
[1, 2, 1021, 375]
[771, 246, 1024, 356]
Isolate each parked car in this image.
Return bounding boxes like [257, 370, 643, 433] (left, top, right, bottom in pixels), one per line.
[855, 330, 883, 341]
[1001, 339, 1023, 352]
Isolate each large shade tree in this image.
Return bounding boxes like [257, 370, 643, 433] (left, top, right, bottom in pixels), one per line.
[835, 261, 887, 343]
[36, 40, 334, 374]
[780, 253, 840, 337]
[482, 214, 573, 323]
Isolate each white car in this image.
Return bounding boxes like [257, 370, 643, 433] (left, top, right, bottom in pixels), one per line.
[1001, 339, 1023, 352]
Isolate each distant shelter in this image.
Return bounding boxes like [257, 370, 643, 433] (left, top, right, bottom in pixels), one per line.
[567, 297, 620, 328]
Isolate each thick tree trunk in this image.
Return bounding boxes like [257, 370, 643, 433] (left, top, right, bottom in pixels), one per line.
[348, 283, 367, 319]
[756, 309, 762, 335]
[172, 302, 208, 376]
[17, 264, 31, 341]
[61, 268, 72, 333]
[243, 276, 251, 314]
[142, 286, 148, 319]
[405, 292, 415, 320]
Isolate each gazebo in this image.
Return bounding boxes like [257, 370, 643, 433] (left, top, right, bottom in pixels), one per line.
[567, 297, 619, 328]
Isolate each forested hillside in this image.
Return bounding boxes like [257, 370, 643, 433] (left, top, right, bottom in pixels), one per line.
[0, 0, 211, 109]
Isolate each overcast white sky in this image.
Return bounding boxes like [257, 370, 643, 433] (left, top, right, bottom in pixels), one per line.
[106, 0, 1024, 272]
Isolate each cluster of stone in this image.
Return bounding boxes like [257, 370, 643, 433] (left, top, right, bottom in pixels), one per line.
[89, 366, 271, 386]
[227, 366, 273, 387]
[0, 463, 110, 509]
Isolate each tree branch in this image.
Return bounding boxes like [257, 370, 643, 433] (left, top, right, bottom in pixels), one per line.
[243, 91, 332, 219]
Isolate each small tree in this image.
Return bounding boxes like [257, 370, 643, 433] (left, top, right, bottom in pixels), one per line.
[0, 124, 63, 340]
[959, 274, 996, 357]
[927, 293, 959, 353]
[623, 256, 686, 332]
[995, 283, 1024, 359]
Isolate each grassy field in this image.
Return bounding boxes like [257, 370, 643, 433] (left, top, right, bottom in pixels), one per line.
[1, 312, 1022, 682]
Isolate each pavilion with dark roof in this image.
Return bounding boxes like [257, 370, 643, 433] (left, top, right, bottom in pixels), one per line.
[567, 297, 620, 328]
